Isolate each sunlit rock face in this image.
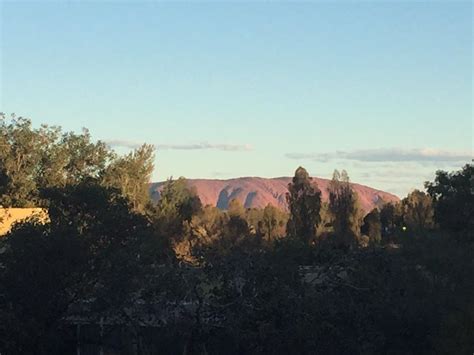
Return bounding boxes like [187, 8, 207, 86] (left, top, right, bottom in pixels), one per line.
[150, 177, 399, 213]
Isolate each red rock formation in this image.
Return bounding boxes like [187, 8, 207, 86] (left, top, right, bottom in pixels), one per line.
[149, 177, 399, 213]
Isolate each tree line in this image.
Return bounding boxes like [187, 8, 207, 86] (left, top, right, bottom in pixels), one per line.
[0, 113, 153, 212]
[0, 114, 472, 354]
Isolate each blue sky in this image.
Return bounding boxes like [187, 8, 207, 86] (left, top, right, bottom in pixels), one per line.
[1, 1, 472, 196]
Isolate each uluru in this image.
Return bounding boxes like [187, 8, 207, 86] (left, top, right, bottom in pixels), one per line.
[149, 177, 399, 213]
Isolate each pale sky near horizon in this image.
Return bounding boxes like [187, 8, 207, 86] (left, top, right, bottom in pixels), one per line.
[0, 1, 472, 197]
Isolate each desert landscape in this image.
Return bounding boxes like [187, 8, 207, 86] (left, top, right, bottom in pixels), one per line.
[0, 1, 472, 354]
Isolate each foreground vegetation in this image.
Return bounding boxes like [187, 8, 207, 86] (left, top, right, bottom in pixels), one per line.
[0, 115, 473, 354]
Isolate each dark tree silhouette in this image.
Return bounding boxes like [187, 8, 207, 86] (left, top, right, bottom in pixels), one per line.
[286, 167, 322, 244]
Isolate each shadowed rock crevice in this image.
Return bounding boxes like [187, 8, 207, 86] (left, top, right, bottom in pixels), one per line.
[216, 187, 244, 210]
[244, 192, 257, 208]
[216, 189, 230, 210]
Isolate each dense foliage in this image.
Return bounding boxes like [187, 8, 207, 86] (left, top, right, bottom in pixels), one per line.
[425, 164, 474, 240]
[0, 117, 472, 354]
[286, 167, 321, 243]
[0, 113, 154, 212]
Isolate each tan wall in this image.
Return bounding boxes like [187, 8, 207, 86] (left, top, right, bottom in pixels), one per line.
[0, 208, 49, 236]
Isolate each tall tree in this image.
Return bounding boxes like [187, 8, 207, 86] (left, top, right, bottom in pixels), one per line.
[0, 115, 44, 206]
[227, 198, 246, 218]
[361, 208, 382, 244]
[286, 167, 322, 244]
[380, 202, 403, 237]
[258, 204, 287, 243]
[327, 170, 361, 248]
[35, 124, 69, 189]
[101, 144, 155, 213]
[155, 177, 202, 242]
[225, 198, 250, 243]
[0, 114, 114, 206]
[60, 129, 112, 185]
[402, 189, 435, 233]
[425, 164, 473, 238]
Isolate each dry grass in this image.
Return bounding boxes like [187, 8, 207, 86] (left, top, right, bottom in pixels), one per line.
[0, 208, 49, 236]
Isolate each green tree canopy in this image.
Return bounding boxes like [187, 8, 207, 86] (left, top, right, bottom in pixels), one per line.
[327, 169, 362, 249]
[380, 202, 403, 236]
[101, 144, 155, 213]
[155, 177, 203, 241]
[227, 198, 246, 218]
[0, 114, 154, 213]
[402, 189, 435, 233]
[0, 114, 112, 206]
[0, 115, 46, 206]
[425, 164, 473, 239]
[286, 167, 322, 244]
[258, 204, 287, 243]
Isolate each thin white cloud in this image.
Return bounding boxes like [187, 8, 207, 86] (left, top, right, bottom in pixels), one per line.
[285, 148, 472, 163]
[105, 140, 253, 152]
[104, 140, 144, 149]
[157, 143, 253, 152]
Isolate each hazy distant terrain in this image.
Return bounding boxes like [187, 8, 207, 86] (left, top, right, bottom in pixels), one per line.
[150, 177, 399, 212]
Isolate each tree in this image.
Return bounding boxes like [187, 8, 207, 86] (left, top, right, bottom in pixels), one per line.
[327, 170, 361, 249]
[101, 144, 155, 213]
[227, 198, 246, 218]
[245, 207, 264, 236]
[191, 205, 225, 243]
[155, 177, 203, 242]
[0, 180, 164, 354]
[35, 124, 70, 189]
[0, 222, 86, 354]
[0, 114, 44, 206]
[286, 167, 322, 244]
[380, 202, 403, 237]
[0, 165, 9, 203]
[60, 129, 112, 185]
[402, 190, 434, 233]
[258, 204, 287, 243]
[226, 198, 249, 227]
[182, 206, 231, 261]
[221, 199, 252, 251]
[361, 208, 382, 244]
[425, 164, 473, 238]
[0, 114, 114, 207]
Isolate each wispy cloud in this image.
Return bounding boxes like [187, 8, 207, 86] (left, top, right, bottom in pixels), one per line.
[104, 140, 144, 149]
[285, 148, 472, 163]
[156, 143, 253, 152]
[105, 140, 253, 152]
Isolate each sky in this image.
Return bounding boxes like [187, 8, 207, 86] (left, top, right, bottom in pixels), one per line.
[0, 0, 472, 197]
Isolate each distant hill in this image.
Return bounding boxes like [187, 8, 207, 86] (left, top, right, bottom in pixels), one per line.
[149, 177, 399, 213]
